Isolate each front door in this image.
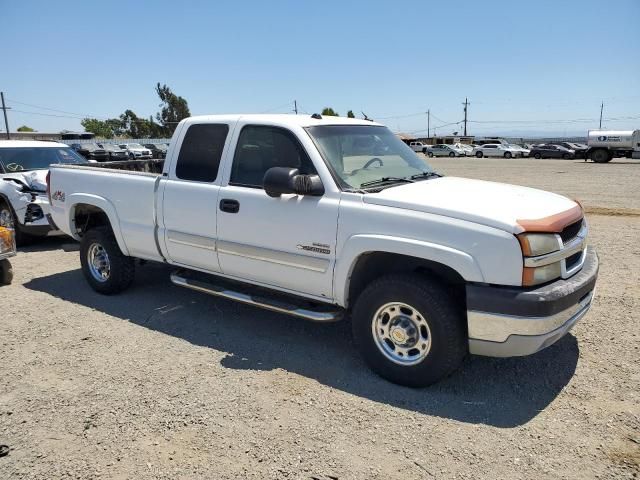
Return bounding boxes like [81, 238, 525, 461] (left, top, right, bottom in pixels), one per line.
[216, 124, 339, 299]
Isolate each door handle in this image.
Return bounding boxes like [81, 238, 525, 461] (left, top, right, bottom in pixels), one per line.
[219, 198, 240, 213]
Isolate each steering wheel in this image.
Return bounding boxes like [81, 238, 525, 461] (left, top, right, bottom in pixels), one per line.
[6, 163, 24, 172]
[362, 157, 384, 169]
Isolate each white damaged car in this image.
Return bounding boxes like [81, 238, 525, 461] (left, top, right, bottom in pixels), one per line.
[0, 141, 86, 245]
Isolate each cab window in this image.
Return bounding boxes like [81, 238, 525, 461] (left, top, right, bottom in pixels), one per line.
[230, 125, 316, 188]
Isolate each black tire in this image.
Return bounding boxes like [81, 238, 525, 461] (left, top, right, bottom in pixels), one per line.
[80, 226, 135, 294]
[533, 152, 541, 159]
[504, 151, 512, 159]
[448, 152, 455, 157]
[591, 149, 612, 163]
[351, 274, 466, 387]
[427, 152, 434, 158]
[562, 153, 570, 159]
[0, 259, 13, 285]
[475, 151, 483, 158]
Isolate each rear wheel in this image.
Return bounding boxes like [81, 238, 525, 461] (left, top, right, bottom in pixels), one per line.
[534, 152, 542, 159]
[504, 151, 512, 159]
[562, 153, 571, 159]
[591, 149, 612, 163]
[475, 151, 483, 158]
[427, 152, 434, 158]
[80, 227, 135, 294]
[352, 274, 466, 387]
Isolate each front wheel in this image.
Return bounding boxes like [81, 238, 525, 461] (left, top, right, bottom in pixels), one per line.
[0, 201, 30, 246]
[427, 151, 434, 158]
[475, 151, 483, 158]
[504, 151, 512, 159]
[448, 152, 455, 157]
[534, 152, 542, 159]
[80, 227, 135, 294]
[351, 274, 466, 387]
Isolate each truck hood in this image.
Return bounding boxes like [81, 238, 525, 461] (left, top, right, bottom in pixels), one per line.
[362, 177, 579, 234]
[1, 170, 48, 192]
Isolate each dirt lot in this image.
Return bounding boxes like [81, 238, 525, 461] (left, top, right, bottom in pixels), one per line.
[1, 158, 639, 479]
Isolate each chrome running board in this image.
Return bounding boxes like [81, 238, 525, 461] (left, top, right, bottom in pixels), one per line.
[170, 270, 342, 322]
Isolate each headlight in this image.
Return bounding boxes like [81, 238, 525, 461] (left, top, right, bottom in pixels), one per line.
[518, 233, 562, 286]
[517, 233, 560, 256]
[522, 262, 562, 286]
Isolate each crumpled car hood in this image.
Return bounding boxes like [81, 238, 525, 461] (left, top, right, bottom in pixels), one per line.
[1, 169, 48, 192]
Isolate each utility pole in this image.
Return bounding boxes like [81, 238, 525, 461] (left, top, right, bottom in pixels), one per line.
[1, 92, 10, 140]
[293, 100, 298, 114]
[426, 109, 430, 138]
[462, 97, 469, 136]
[599, 101, 603, 129]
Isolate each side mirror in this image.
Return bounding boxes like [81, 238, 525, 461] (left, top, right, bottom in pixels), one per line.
[263, 167, 324, 198]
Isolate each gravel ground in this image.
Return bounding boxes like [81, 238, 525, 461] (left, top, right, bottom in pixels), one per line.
[1, 158, 638, 479]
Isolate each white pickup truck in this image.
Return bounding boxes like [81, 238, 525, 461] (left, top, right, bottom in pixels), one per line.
[48, 114, 598, 387]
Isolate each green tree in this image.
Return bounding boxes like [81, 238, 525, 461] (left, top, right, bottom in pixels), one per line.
[81, 118, 119, 138]
[155, 83, 190, 137]
[347, 110, 355, 118]
[321, 107, 339, 117]
[17, 125, 35, 132]
[119, 110, 161, 138]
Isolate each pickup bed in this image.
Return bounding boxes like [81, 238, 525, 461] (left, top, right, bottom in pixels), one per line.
[49, 114, 598, 387]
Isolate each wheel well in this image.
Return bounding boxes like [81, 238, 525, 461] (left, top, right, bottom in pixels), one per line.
[347, 252, 466, 309]
[72, 203, 113, 236]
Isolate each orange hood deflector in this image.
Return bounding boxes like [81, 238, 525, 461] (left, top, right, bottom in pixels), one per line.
[517, 204, 583, 233]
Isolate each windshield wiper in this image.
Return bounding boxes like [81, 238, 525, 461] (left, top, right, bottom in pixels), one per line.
[410, 171, 442, 180]
[360, 177, 415, 188]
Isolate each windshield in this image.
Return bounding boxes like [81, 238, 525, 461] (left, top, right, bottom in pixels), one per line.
[306, 125, 434, 189]
[0, 146, 85, 172]
[128, 143, 144, 148]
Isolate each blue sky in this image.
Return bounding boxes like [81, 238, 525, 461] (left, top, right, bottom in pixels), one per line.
[2, 0, 639, 137]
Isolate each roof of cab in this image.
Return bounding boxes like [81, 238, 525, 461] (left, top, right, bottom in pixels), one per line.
[182, 113, 382, 128]
[0, 140, 69, 148]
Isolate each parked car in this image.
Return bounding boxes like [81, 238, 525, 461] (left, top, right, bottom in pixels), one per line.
[425, 144, 466, 157]
[507, 144, 530, 157]
[472, 143, 522, 158]
[0, 225, 16, 285]
[530, 144, 575, 159]
[70, 143, 109, 162]
[97, 143, 129, 161]
[453, 143, 474, 155]
[550, 142, 588, 159]
[143, 143, 167, 159]
[118, 143, 152, 159]
[49, 113, 598, 388]
[0, 140, 85, 245]
[409, 141, 429, 153]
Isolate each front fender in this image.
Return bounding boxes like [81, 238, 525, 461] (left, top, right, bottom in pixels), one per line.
[334, 234, 484, 306]
[66, 193, 130, 256]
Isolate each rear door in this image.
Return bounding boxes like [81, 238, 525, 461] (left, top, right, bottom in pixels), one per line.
[159, 122, 234, 272]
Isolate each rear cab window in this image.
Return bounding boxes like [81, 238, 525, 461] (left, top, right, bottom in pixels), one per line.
[175, 123, 229, 182]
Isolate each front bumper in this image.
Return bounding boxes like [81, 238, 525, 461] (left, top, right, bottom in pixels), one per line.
[466, 247, 598, 357]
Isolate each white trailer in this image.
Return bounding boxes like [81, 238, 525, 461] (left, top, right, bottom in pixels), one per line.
[586, 129, 640, 163]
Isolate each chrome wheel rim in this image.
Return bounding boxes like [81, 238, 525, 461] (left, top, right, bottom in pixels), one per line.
[372, 302, 432, 366]
[0, 207, 14, 228]
[87, 243, 110, 282]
